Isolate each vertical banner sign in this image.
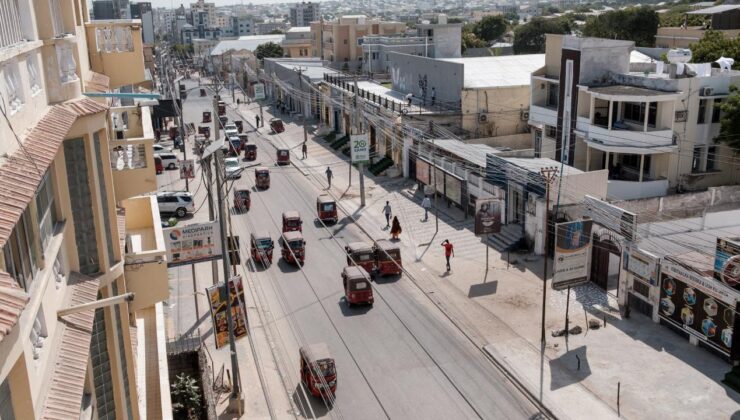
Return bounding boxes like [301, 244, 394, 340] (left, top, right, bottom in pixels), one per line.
[253, 83, 265, 100]
[350, 134, 369, 163]
[415, 158, 431, 185]
[206, 276, 249, 349]
[714, 237, 740, 289]
[552, 219, 593, 290]
[474, 198, 502, 236]
[164, 221, 222, 267]
[179, 159, 195, 179]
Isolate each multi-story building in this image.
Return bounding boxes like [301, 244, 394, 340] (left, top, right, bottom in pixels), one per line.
[255, 21, 288, 35]
[283, 27, 312, 58]
[290, 2, 320, 27]
[310, 15, 406, 70]
[130, 2, 154, 44]
[232, 15, 255, 37]
[528, 35, 740, 200]
[0, 1, 171, 419]
[93, 0, 116, 20]
[190, 0, 217, 28]
[154, 8, 175, 39]
[655, 4, 740, 48]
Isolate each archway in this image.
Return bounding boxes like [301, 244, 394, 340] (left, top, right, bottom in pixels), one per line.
[590, 230, 622, 296]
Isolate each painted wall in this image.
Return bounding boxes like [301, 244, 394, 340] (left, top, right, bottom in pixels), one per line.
[388, 52, 463, 103]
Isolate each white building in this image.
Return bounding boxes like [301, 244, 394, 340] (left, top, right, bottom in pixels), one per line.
[290, 2, 321, 26]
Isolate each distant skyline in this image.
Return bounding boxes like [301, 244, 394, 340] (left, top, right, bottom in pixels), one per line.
[124, 0, 327, 6]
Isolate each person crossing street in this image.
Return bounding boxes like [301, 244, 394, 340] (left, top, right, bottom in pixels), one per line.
[382, 201, 392, 228]
[255, 115, 261, 128]
[302, 141, 308, 159]
[441, 239, 454, 272]
[325, 166, 333, 188]
[421, 195, 431, 221]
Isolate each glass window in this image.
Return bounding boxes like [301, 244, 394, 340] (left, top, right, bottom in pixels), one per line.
[0, 378, 15, 420]
[647, 102, 657, 127]
[545, 125, 557, 138]
[94, 133, 115, 267]
[90, 294, 116, 420]
[64, 138, 100, 275]
[706, 146, 717, 171]
[712, 99, 723, 123]
[623, 102, 645, 123]
[692, 146, 703, 173]
[697, 99, 707, 124]
[546, 83, 559, 108]
[534, 129, 542, 158]
[3, 208, 38, 291]
[36, 170, 57, 251]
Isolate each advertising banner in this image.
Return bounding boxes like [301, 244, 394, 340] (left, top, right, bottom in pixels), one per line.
[164, 221, 222, 267]
[444, 173, 463, 205]
[624, 246, 660, 286]
[474, 198, 502, 236]
[659, 259, 736, 357]
[179, 159, 195, 179]
[350, 134, 369, 163]
[714, 237, 740, 289]
[253, 83, 265, 100]
[584, 195, 637, 242]
[552, 219, 593, 290]
[416, 159, 430, 185]
[206, 276, 248, 349]
[434, 167, 445, 196]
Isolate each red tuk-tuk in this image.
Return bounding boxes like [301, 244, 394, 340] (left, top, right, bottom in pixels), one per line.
[255, 167, 270, 189]
[374, 239, 402, 276]
[269, 118, 285, 134]
[219, 115, 228, 126]
[282, 211, 302, 233]
[238, 133, 248, 145]
[198, 125, 211, 139]
[345, 242, 375, 274]
[202, 111, 211, 123]
[277, 149, 290, 165]
[342, 266, 374, 307]
[281, 231, 306, 265]
[233, 189, 250, 212]
[250, 231, 274, 265]
[218, 101, 226, 116]
[168, 126, 179, 140]
[154, 156, 163, 174]
[300, 344, 337, 398]
[234, 120, 244, 133]
[199, 88, 206, 97]
[244, 144, 257, 161]
[316, 195, 338, 224]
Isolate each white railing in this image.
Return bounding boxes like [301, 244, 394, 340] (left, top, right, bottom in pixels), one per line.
[50, 0, 65, 37]
[0, 0, 23, 49]
[95, 26, 134, 53]
[110, 144, 147, 170]
[56, 43, 78, 83]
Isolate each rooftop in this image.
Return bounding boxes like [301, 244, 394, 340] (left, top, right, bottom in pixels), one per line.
[502, 157, 584, 177]
[288, 26, 311, 33]
[211, 35, 285, 55]
[440, 54, 545, 89]
[686, 4, 740, 15]
[431, 139, 510, 168]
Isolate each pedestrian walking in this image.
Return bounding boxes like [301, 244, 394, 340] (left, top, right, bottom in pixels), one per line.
[325, 166, 333, 188]
[421, 195, 431, 221]
[382, 201, 392, 228]
[441, 239, 454, 272]
[390, 216, 402, 240]
[302, 141, 308, 159]
[405, 93, 413, 107]
[237, 98, 241, 105]
[255, 115, 261, 128]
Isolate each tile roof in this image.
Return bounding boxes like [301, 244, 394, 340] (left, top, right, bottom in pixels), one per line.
[0, 98, 108, 249]
[0, 271, 29, 343]
[40, 272, 101, 420]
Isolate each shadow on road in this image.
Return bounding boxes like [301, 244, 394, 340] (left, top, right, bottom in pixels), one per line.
[337, 298, 372, 316]
[292, 383, 332, 418]
[277, 258, 301, 273]
[373, 273, 401, 285]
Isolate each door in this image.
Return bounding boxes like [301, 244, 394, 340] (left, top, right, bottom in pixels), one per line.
[590, 232, 621, 295]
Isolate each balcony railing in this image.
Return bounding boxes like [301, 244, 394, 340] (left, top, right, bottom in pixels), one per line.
[588, 124, 674, 149]
[85, 20, 146, 89]
[110, 105, 157, 201]
[608, 178, 669, 200]
[528, 104, 557, 127]
[0, 0, 23, 49]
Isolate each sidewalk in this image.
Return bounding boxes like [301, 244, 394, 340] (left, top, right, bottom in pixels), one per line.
[227, 95, 740, 419]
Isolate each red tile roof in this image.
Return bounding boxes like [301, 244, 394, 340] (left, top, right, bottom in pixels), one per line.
[40, 272, 102, 420]
[0, 98, 108, 249]
[0, 271, 29, 343]
[84, 72, 110, 93]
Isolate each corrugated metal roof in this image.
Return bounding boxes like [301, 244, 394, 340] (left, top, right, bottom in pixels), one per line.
[40, 272, 102, 420]
[0, 98, 108, 249]
[686, 4, 740, 14]
[428, 139, 507, 168]
[211, 35, 285, 56]
[0, 271, 29, 343]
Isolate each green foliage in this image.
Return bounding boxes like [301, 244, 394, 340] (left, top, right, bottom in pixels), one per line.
[503, 12, 520, 23]
[254, 42, 284, 60]
[168, 217, 178, 227]
[513, 17, 571, 54]
[462, 31, 488, 53]
[659, 4, 705, 27]
[690, 30, 740, 68]
[171, 374, 201, 420]
[474, 15, 508, 41]
[581, 7, 659, 47]
[717, 86, 740, 150]
[544, 6, 562, 15]
[172, 44, 193, 55]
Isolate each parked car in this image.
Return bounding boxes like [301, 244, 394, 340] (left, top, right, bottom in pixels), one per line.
[224, 157, 241, 179]
[224, 123, 238, 132]
[156, 192, 194, 218]
[153, 144, 172, 154]
[156, 152, 178, 170]
[154, 156, 163, 174]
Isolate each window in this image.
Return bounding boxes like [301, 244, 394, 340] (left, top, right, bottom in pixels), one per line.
[692, 146, 703, 173]
[0, 378, 15, 420]
[545, 125, 557, 138]
[49, 0, 65, 37]
[343, 39, 347, 44]
[712, 99, 723, 123]
[2, 62, 23, 113]
[36, 170, 57, 251]
[64, 138, 100, 275]
[2, 207, 38, 291]
[623, 102, 654, 124]
[94, 133, 115, 267]
[534, 129, 542, 158]
[56, 43, 77, 83]
[697, 99, 707, 124]
[90, 297, 116, 420]
[706, 146, 717, 171]
[546, 83, 559, 108]
[26, 55, 41, 95]
[29, 305, 47, 360]
[0, 0, 23, 49]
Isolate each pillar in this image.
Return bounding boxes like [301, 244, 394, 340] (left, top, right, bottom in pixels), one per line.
[586, 145, 591, 171]
[607, 100, 613, 130]
[639, 154, 645, 182]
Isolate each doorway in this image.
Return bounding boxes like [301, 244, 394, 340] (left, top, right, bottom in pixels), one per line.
[590, 231, 621, 296]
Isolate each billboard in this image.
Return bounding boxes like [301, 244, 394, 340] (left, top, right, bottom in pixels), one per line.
[179, 159, 195, 179]
[253, 83, 265, 100]
[584, 195, 637, 242]
[552, 219, 593, 290]
[475, 198, 502, 236]
[623, 246, 660, 286]
[434, 167, 445, 196]
[416, 159, 430, 185]
[164, 221, 222, 267]
[714, 237, 740, 289]
[350, 134, 369, 163]
[660, 259, 738, 357]
[445, 173, 463, 205]
[206, 275, 248, 349]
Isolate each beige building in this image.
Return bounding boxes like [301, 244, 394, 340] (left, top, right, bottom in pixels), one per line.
[0, 1, 170, 419]
[310, 15, 406, 70]
[283, 27, 312, 58]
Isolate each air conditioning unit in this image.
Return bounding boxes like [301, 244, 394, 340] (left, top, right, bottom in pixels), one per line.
[520, 110, 530, 121]
[701, 87, 714, 97]
[478, 113, 487, 122]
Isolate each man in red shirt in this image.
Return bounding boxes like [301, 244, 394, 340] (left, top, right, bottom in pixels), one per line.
[441, 240, 454, 272]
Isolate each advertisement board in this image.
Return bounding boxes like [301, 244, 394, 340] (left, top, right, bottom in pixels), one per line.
[253, 83, 265, 100]
[624, 246, 660, 286]
[584, 195, 637, 242]
[475, 198, 502, 236]
[416, 159, 430, 185]
[714, 237, 740, 289]
[659, 259, 737, 357]
[164, 221, 222, 267]
[206, 276, 248, 349]
[434, 167, 445, 197]
[350, 134, 369, 163]
[444, 173, 463, 205]
[553, 219, 593, 290]
[179, 159, 195, 179]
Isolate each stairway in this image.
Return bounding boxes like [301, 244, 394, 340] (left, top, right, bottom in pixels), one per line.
[369, 156, 394, 176]
[487, 224, 524, 252]
[330, 135, 349, 150]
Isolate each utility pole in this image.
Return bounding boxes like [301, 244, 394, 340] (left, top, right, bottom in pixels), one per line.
[353, 75, 366, 207]
[540, 166, 558, 347]
[213, 94, 220, 142]
[178, 81, 189, 192]
[294, 66, 309, 145]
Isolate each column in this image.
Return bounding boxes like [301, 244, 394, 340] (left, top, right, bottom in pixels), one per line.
[607, 100, 613, 130]
[605, 151, 610, 171]
[639, 154, 645, 182]
[586, 145, 591, 171]
[643, 101, 649, 132]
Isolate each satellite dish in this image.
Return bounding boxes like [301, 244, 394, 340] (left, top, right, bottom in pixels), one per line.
[667, 49, 692, 64]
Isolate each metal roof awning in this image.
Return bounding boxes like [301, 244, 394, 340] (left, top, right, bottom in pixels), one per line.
[585, 138, 677, 155]
[586, 85, 683, 102]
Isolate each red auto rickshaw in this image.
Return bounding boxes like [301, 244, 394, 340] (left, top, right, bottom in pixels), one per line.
[316, 195, 338, 224]
[374, 239, 402, 276]
[244, 144, 257, 161]
[281, 231, 306, 265]
[199, 88, 206, 96]
[218, 101, 226, 116]
[282, 211, 302, 233]
[168, 126, 179, 140]
[277, 149, 290, 165]
[250, 231, 274, 265]
[255, 167, 270, 189]
[233, 189, 250, 212]
[345, 242, 375, 275]
[270, 118, 285, 134]
[154, 156, 163, 174]
[234, 120, 244, 133]
[238, 133, 248, 146]
[300, 344, 337, 398]
[202, 111, 211, 123]
[198, 125, 211, 139]
[342, 266, 374, 307]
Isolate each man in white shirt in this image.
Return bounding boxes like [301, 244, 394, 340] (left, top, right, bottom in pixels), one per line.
[421, 195, 431, 221]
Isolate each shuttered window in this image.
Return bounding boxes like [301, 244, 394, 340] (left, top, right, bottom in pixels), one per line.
[64, 138, 100, 275]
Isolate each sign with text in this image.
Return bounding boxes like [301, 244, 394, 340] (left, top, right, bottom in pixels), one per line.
[474, 198, 502, 236]
[253, 83, 265, 100]
[416, 158, 431, 185]
[553, 219, 593, 290]
[206, 275, 248, 349]
[350, 134, 369, 163]
[584, 195, 637, 242]
[164, 221, 222, 267]
[624, 246, 660, 286]
[714, 237, 740, 289]
[179, 159, 195, 179]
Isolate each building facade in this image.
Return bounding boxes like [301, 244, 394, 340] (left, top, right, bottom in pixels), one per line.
[290, 2, 320, 27]
[283, 27, 312, 58]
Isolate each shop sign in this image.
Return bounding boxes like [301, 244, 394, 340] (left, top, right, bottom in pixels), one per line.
[553, 219, 594, 290]
[206, 275, 248, 349]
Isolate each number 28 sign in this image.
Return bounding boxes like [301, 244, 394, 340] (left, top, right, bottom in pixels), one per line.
[350, 134, 369, 164]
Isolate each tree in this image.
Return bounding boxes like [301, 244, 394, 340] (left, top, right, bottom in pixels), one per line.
[462, 31, 487, 53]
[659, 4, 704, 28]
[581, 7, 659, 47]
[513, 17, 571, 54]
[254, 42, 284, 60]
[171, 374, 201, 420]
[474, 15, 508, 42]
[268, 29, 284, 34]
[717, 86, 740, 149]
[690, 30, 740, 68]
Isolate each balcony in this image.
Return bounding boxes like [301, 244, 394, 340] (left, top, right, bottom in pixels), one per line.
[121, 195, 168, 312]
[85, 20, 146, 89]
[110, 105, 157, 201]
[587, 124, 675, 151]
[528, 104, 558, 128]
[608, 178, 669, 200]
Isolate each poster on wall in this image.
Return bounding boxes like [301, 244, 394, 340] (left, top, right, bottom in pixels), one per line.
[659, 259, 738, 357]
[624, 246, 660, 286]
[164, 221, 222, 267]
[179, 159, 195, 179]
[434, 167, 445, 197]
[552, 219, 594, 290]
[253, 83, 265, 100]
[415, 159, 431, 185]
[206, 275, 248, 349]
[445, 173, 463, 205]
[714, 237, 740, 289]
[474, 198, 502, 236]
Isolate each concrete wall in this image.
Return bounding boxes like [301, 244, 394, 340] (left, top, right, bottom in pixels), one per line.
[460, 85, 531, 137]
[614, 185, 740, 223]
[85, 21, 146, 89]
[561, 36, 633, 85]
[469, 133, 532, 150]
[388, 52, 463, 103]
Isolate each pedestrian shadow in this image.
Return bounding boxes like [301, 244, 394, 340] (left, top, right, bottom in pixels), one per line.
[292, 383, 332, 418]
[468, 281, 498, 298]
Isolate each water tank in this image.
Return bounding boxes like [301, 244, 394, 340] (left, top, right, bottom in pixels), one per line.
[667, 49, 692, 64]
[438, 14, 448, 24]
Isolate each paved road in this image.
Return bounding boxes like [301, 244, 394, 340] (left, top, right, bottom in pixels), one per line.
[175, 78, 541, 419]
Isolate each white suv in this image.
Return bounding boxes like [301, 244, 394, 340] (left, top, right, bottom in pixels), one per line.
[156, 192, 195, 218]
